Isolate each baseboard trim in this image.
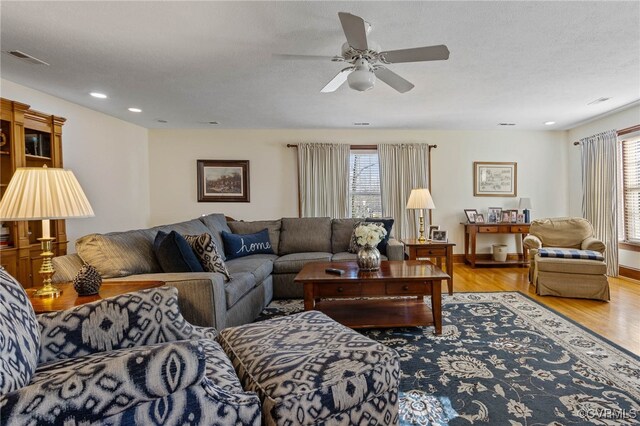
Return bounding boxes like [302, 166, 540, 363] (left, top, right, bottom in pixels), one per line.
[619, 265, 640, 282]
[453, 253, 523, 263]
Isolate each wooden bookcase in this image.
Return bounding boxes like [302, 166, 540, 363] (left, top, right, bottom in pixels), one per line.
[0, 98, 67, 288]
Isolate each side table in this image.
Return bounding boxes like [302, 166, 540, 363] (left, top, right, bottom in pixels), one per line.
[28, 280, 165, 314]
[402, 239, 455, 295]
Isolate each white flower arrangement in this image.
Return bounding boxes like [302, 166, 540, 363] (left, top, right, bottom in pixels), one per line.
[354, 223, 387, 248]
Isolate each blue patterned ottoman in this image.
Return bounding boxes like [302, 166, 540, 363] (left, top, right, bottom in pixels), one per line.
[218, 311, 400, 425]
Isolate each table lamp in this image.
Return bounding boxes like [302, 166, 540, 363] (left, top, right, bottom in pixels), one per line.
[0, 166, 94, 297]
[406, 188, 436, 242]
[519, 197, 532, 223]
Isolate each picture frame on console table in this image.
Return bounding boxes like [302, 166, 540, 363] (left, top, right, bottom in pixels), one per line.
[197, 159, 250, 202]
[464, 209, 478, 223]
[473, 161, 517, 197]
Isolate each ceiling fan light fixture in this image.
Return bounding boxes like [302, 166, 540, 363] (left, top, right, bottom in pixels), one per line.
[348, 68, 376, 91]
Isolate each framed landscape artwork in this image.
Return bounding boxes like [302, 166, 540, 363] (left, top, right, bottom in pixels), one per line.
[197, 159, 250, 202]
[473, 161, 517, 197]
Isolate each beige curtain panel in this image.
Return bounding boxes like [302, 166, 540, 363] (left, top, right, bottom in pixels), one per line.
[297, 143, 350, 218]
[581, 129, 618, 276]
[378, 144, 430, 240]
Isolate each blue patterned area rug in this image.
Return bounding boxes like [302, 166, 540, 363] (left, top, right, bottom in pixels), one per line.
[258, 292, 640, 425]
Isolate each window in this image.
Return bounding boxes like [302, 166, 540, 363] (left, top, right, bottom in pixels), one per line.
[349, 150, 382, 218]
[620, 136, 640, 243]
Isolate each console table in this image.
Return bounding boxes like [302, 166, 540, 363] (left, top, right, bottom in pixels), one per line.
[463, 223, 530, 268]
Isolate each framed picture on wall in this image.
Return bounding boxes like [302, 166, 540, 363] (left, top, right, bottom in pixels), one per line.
[197, 159, 250, 202]
[473, 161, 517, 197]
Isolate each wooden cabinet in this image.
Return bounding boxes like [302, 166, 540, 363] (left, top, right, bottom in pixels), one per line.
[0, 98, 66, 288]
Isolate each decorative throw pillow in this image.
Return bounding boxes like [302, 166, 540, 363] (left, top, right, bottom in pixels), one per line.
[365, 217, 395, 255]
[184, 233, 232, 281]
[347, 221, 365, 253]
[0, 268, 40, 393]
[221, 229, 275, 260]
[153, 231, 204, 273]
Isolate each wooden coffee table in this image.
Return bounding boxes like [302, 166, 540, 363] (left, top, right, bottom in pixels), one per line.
[294, 260, 449, 334]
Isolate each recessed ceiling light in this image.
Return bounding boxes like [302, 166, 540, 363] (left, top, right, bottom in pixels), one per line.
[544, 121, 556, 126]
[89, 92, 107, 99]
[128, 107, 142, 113]
[498, 123, 516, 126]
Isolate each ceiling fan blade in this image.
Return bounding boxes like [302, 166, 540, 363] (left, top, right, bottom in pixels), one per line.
[380, 45, 450, 64]
[272, 53, 337, 61]
[321, 68, 353, 93]
[338, 12, 368, 51]
[373, 67, 414, 93]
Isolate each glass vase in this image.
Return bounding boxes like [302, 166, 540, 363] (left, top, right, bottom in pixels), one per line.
[357, 245, 381, 271]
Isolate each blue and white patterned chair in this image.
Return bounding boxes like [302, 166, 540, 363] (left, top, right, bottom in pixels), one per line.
[0, 268, 261, 425]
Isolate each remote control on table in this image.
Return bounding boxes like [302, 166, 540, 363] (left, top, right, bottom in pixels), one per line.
[325, 268, 345, 275]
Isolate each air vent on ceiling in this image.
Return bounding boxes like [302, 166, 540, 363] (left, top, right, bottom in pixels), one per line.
[498, 123, 516, 126]
[353, 122, 370, 126]
[587, 97, 611, 105]
[6, 50, 49, 66]
[208, 121, 219, 125]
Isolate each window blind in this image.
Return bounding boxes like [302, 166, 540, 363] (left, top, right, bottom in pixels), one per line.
[621, 137, 640, 242]
[349, 151, 382, 218]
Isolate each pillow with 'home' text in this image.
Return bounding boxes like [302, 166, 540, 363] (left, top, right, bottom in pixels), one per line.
[221, 228, 274, 260]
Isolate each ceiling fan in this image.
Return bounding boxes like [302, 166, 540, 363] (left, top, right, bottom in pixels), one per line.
[276, 12, 450, 93]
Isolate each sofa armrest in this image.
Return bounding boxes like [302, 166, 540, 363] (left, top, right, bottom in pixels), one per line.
[1, 340, 207, 425]
[581, 237, 606, 253]
[38, 287, 214, 363]
[386, 238, 404, 261]
[523, 235, 542, 250]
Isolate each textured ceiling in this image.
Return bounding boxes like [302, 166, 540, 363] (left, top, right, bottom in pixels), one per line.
[1, 1, 639, 130]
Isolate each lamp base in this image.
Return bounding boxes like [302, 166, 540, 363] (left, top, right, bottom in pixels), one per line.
[417, 214, 426, 243]
[34, 237, 61, 298]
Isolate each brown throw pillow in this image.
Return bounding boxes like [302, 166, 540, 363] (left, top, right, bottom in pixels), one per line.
[184, 233, 232, 282]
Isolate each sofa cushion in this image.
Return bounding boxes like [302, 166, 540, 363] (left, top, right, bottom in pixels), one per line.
[0, 269, 40, 394]
[366, 217, 394, 255]
[229, 220, 282, 255]
[538, 248, 604, 261]
[225, 272, 258, 308]
[52, 253, 85, 283]
[273, 252, 333, 274]
[331, 218, 360, 253]
[76, 228, 159, 278]
[218, 311, 400, 426]
[199, 213, 232, 261]
[155, 218, 212, 238]
[225, 254, 277, 284]
[154, 231, 205, 273]
[222, 229, 275, 260]
[184, 233, 231, 281]
[279, 217, 332, 254]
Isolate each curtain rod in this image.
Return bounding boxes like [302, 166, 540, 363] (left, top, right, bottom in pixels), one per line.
[573, 125, 640, 145]
[286, 144, 438, 149]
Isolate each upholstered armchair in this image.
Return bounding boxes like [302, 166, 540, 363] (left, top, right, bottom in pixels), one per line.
[523, 217, 609, 301]
[0, 269, 261, 425]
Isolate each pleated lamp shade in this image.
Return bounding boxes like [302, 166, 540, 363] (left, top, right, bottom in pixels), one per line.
[406, 188, 436, 210]
[0, 167, 94, 220]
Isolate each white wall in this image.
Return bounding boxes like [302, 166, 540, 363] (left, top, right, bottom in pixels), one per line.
[149, 129, 568, 254]
[1, 79, 151, 249]
[567, 104, 640, 269]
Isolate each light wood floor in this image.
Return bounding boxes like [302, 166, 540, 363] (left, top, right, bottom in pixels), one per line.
[447, 264, 640, 355]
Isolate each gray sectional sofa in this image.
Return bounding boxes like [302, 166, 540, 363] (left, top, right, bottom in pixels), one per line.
[52, 214, 403, 329]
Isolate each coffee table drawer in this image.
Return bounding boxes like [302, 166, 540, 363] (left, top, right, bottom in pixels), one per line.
[414, 247, 446, 257]
[386, 282, 427, 296]
[316, 283, 362, 297]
